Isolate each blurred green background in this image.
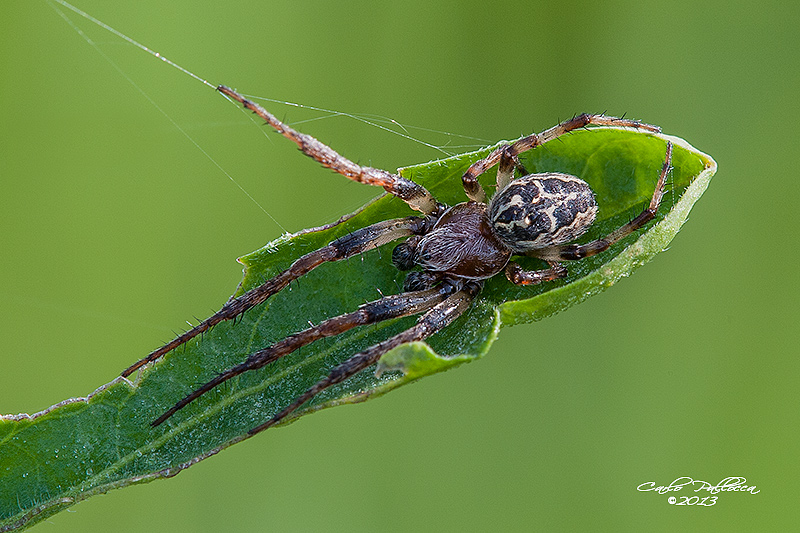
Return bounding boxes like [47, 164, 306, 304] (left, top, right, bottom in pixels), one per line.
[0, 0, 796, 531]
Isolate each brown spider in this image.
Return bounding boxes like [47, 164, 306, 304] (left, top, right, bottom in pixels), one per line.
[122, 86, 672, 436]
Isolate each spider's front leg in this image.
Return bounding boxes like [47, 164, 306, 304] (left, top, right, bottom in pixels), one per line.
[122, 215, 435, 377]
[218, 86, 442, 215]
[151, 281, 459, 427]
[246, 280, 481, 436]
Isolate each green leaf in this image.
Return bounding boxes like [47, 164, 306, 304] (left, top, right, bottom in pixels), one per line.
[0, 127, 715, 531]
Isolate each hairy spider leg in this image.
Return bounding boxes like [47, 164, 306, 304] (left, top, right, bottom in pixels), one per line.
[494, 150, 528, 195]
[527, 142, 673, 263]
[246, 281, 481, 436]
[217, 86, 443, 215]
[461, 114, 662, 203]
[122, 216, 431, 377]
[151, 284, 455, 427]
[505, 261, 568, 286]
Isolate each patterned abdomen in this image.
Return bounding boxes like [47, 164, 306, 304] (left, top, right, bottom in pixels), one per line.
[488, 173, 598, 253]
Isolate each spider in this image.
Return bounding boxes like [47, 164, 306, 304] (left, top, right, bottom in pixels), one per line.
[122, 85, 672, 436]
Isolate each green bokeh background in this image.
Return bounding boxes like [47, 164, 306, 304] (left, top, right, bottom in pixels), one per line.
[0, 1, 795, 531]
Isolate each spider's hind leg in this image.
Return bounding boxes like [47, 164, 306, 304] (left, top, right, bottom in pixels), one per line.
[462, 114, 661, 201]
[530, 142, 673, 263]
[505, 261, 567, 286]
[495, 147, 529, 195]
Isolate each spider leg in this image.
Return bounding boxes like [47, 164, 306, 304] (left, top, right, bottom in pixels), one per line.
[529, 142, 673, 262]
[505, 261, 567, 286]
[151, 282, 457, 427]
[462, 114, 661, 197]
[463, 145, 530, 202]
[494, 149, 529, 196]
[122, 215, 432, 377]
[246, 280, 481, 436]
[218, 86, 442, 215]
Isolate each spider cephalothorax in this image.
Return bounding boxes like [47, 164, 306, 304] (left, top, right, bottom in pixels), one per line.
[401, 202, 511, 281]
[122, 86, 672, 435]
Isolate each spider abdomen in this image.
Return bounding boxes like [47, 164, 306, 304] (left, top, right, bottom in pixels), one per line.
[414, 202, 511, 280]
[488, 173, 598, 253]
